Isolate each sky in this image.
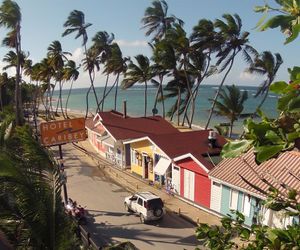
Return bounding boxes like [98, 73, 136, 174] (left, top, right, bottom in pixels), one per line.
[0, 0, 299, 88]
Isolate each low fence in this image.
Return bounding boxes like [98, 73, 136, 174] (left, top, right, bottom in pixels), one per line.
[75, 223, 101, 250]
[44, 147, 102, 250]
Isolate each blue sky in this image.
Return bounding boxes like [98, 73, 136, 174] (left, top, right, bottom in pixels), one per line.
[0, 0, 298, 88]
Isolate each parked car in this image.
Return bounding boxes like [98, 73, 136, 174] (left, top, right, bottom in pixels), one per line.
[124, 191, 165, 223]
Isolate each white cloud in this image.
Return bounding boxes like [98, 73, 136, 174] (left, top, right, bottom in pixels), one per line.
[239, 71, 257, 81]
[67, 47, 84, 65]
[0, 61, 15, 77]
[115, 39, 148, 48]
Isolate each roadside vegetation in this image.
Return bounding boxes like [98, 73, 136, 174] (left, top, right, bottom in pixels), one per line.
[0, 0, 299, 249]
[197, 1, 300, 249]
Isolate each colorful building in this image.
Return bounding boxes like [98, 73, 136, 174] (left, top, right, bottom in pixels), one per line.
[172, 153, 221, 209]
[86, 110, 178, 168]
[125, 130, 226, 210]
[85, 118, 108, 157]
[209, 149, 300, 227]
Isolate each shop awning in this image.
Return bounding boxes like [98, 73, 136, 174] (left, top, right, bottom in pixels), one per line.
[154, 158, 171, 176]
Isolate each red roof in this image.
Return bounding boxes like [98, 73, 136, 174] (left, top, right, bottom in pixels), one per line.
[96, 111, 179, 140]
[209, 149, 300, 200]
[85, 117, 105, 135]
[149, 130, 227, 170]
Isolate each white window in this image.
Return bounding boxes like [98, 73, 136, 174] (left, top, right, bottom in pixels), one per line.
[131, 149, 138, 165]
[242, 194, 251, 217]
[108, 147, 114, 153]
[229, 189, 238, 210]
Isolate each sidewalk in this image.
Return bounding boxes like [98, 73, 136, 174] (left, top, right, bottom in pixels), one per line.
[76, 140, 221, 227]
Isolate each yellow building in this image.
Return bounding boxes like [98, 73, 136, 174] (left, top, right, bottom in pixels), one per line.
[129, 139, 154, 181]
[125, 137, 171, 184]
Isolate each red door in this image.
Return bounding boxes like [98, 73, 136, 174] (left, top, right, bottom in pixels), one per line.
[194, 173, 211, 208]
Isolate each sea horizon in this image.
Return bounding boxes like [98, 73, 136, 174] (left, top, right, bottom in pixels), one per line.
[52, 84, 278, 134]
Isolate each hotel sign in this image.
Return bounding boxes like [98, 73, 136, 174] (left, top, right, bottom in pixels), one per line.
[40, 118, 87, 146]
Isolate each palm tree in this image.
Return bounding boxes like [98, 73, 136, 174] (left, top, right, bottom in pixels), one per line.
[91, 31, 114, 111]
[63, 60, 80, 118]
[163, 70, 194, 126]
[82, 48, 100, 117]
[37, 58, 55, 120]
[47, 40, 71, 118]
[186, 19, 221, 126]
[0, 124, 79, 248]
[142, 0, 184, 41]
[103, 43, 128, 111]
[62, 10, 100, 116]
[0, 73, 8, 111]
[205, 13, 257, 129]
[0, 73, 15, 107]
[0, 0, 23, 125]
[150, 39, 177, 118]
[247, 51, 283, 113]
[122, 55, 153, 117]
[2, 50, 27, 72]
[212, 84, 248, 137]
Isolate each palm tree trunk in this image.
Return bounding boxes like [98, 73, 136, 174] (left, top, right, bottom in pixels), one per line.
[153, 75, 165, 117]
[65, 80, 74, 119]
[181, 92, 193, 127]
[229, 118, 234, 138]
[15, 24, 23, 126]
[84, 44, 100, 113]
[161, 85, 165, 118]
[189, 86, 202, 128]
[85, 86, 92, 118]
[50, 82, 57, 119]
[0, 85, 3, 111]
[98, 76, 118, 109]
[205, 53, 236, 129]
[255, 84, 271, 115]
[46, 81, 51, 121]
[153, 81, 161, 116]
[114, 73, 120, 111]
[144, 80, 148, 117]
[59, 80, 66, 119]
[170, 105, 175, 121]
[41, 91, 47, 117]
[189, 57, 211, 128]
[54, 81, 60, 114]
[85, 69, 96, 118]
[182, 55, 193, 126]
[33, 81, 39, 139]
[177, 87, 181, 126]
[101, 74, 110, 111]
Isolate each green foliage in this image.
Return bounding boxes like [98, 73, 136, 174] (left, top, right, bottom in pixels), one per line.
[0, 111, 80, 249]
[212, 85, 249, 137]
[214, 123, 229, 136]
[255, 0, 300, 44]
[196, 209, 300, 250]
[104, 241, 138, 250]
[221, 139, 253, 158]
[196, 211, 248, 249]
[222, 67, 300, 163]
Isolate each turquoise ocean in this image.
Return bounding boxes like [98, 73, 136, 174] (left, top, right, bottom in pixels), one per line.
[53, 85, 278, 134]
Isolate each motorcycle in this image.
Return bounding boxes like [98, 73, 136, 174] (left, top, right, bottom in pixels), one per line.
[65, 198, 87, 225]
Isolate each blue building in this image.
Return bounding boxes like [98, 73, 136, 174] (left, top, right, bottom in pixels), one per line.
[209, 149, 300, 228]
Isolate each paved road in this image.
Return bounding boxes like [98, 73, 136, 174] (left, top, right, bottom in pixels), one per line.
[59, 143, 199, 250]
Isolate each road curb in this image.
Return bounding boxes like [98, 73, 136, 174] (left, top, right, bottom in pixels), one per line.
[76, 142, 200, 227]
